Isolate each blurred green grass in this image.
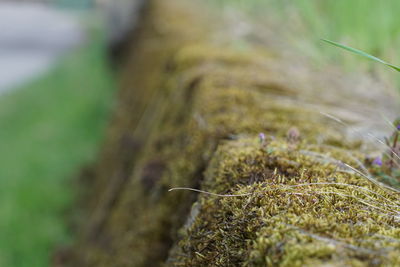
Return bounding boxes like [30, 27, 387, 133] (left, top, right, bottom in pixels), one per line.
[0, 37, 115, 266]
[212, 0, 400, 73]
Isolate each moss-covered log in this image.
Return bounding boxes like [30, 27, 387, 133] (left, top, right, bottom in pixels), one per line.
[66, 0, 400, 266]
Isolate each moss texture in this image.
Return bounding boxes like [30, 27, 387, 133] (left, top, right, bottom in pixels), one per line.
[67, 0, 400, 266]
[168, 138, 400, 266]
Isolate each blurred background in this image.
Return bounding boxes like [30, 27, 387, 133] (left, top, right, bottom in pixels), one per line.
[0, 0, 399, 266]
[210, 0, 400, 82]
[0, 0, 118, 266]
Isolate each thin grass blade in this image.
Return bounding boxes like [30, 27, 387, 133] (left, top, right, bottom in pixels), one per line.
[322, 39, 400, 72]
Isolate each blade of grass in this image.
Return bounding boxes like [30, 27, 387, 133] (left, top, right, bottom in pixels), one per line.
[322, 39, 400, 72]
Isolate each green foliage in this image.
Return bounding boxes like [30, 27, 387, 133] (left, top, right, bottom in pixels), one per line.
[294, 0, 400, 60]
[0, 37, 115, 266]
[209, 0, 400, 71]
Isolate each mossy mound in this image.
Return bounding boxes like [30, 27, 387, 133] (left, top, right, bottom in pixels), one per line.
[66, 0, 400, 266]
[168, 138, 400, 266]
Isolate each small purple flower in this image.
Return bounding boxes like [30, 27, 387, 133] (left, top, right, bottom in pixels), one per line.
[397, 124, 400, 131]
[259, 132, 266, 144]
[373, 156, 383, 166]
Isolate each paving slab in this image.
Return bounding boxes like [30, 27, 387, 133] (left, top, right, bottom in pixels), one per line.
[0, 2, 84, 93]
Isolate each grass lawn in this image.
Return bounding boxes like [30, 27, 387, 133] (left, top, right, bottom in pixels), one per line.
[0, 36, 115, 266]
[211, 0, 400, 76]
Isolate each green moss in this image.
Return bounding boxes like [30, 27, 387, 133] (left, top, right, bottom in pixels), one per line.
[68, 0, 400, 266]
[169, 138, 400, 266]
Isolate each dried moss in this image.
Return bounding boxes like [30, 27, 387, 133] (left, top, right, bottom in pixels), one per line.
[67, 0, 400, 266]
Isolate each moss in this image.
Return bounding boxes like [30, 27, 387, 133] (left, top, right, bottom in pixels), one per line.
[168, 138, 400, 266]
[67, 0, 400, 266]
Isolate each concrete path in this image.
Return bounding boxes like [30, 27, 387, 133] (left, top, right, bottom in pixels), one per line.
[0, 2, 84, 93]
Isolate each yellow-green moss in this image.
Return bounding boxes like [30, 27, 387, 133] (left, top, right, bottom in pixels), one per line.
[68, 0, 400, 266]
[168, 138, 400, 266]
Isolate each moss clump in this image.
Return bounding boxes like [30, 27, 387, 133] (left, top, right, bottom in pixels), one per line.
[168, 138, 400, 266]
[67, 0, 400, 266]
